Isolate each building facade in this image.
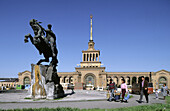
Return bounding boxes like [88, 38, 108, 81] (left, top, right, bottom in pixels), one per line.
[57, 15, 170, 90]
[0, 71, 31, 89]
[0, 15, 169, 90]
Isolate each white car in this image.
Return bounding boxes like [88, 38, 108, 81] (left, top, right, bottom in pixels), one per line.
[127, 85, 132, 93]
[117, 88, 121, 92]
[97, 87, 103, 91]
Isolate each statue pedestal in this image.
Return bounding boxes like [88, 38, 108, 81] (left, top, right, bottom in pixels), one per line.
[27, 64, 64, 99]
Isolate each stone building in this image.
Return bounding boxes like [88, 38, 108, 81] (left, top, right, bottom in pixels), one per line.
[0, 71, 31, 88]
[57, 15, 170, 90]
[0, 15, 169, 90]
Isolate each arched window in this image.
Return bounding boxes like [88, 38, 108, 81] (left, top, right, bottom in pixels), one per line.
[126, 77, 130, 85]
[69, 76, 73, 83]
[138, 76, 142, 83]
[145, 77, 149, 82]
[23, 77, 30, 85]
[159, 77, 167, 88]
[63, 76, 67, 83]
[132, 77, 137, 85]
[86, 75, 94, 86]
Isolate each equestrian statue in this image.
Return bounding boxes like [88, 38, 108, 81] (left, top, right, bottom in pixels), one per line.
[24, 19, 58, 70]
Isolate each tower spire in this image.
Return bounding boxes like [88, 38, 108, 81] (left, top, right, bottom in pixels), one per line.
[90, 14, 93, 41]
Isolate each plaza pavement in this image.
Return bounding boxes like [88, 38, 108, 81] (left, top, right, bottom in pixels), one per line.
[0, 90, 166, 109]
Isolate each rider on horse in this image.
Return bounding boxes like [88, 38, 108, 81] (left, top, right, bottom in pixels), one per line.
[25, 19, 58, 69]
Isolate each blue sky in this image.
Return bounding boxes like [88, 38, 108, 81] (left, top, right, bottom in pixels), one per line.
[0, 0, 170, 77]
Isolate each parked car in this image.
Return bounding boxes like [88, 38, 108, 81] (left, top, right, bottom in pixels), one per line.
[85, 84, 94, 90]
[117, 88, 121, 92]
[127, 85, 132, 93]
[97, 87, 104, 91]
[68, 83, 74, 89]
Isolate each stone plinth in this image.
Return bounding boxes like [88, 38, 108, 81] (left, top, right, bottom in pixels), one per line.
[27, 64, 64, 99]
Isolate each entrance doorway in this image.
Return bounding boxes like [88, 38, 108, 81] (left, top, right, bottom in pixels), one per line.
[85, 74, 95, 90]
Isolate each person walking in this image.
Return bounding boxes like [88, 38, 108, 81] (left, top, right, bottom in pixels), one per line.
[108, 79, 117, 102]
[161, 83, 168, 100]
[120, 78, 128, 103]
[139, 76, 149, 103]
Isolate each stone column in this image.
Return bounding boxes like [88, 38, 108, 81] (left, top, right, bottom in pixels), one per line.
[97, 53, 99, 61]
[102, 75, 107, 89]
[92, 53, 94, 61]
[125, 78, 128, 84]
[117, 77, 120, 86]
[130, 77, 133, 85]
[86, 53, 87, 61]
[82, 53, 84, 62]
[60, 77, 63, 83]
[65, 77, 68, 83]
[71, 77, 74, 84]
[136, 76, 139, 83]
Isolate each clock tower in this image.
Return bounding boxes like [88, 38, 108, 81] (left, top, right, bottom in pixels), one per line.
[78, 15, 103, 68]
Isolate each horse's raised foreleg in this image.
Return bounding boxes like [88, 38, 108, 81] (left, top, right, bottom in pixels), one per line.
[37, 58, 49, 65]
[24, 33, 33, 44]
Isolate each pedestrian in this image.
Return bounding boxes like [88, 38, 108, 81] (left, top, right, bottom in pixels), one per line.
[138, 76, 149, 103]
[120, 78, 128, 103]
[155, 89, 159, 100]
[108, 79, 117, 102]
[161, 83, 168, 100]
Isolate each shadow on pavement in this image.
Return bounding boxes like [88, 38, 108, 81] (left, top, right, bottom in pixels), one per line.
[64, 90, 75, 97]
[159, 98, 165, 100]
[136, 100, 143, 103]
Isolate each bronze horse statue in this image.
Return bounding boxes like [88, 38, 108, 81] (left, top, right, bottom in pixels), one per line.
[24, 19, 58, 69]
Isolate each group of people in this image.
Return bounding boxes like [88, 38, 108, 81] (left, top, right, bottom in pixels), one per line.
[108, 76, 169, 103]
[108, 78, 129, 103]
[155, 83, 168, 100]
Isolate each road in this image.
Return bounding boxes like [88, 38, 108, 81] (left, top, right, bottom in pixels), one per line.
[0, 93, 166, 110]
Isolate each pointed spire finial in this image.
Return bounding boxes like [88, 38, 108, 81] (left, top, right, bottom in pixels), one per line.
[90, 14, 93, 41]
[90, 14, 93, 19]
